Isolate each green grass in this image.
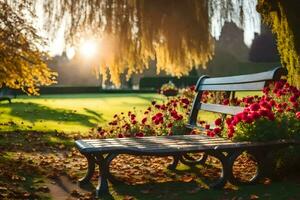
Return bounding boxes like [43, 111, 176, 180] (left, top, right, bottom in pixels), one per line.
[0, 91, 262, 134]
[0, 93, 163, 134]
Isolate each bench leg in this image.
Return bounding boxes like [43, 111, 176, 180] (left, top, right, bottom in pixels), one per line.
[227, 150, 263, 185]
[167, 155, 180, 170]
[179, 153, 208, 167]
[95, 153, 119, 197]
[202, 151, 229, 189]
[79, 154, 96, 185]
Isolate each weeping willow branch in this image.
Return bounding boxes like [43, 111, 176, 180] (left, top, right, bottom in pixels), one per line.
[40, 0, 214, 86]
[28, 0, 261, 87]
[257, 0, 300, 86]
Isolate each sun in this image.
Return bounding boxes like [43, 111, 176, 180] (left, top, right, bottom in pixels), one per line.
[80, 39, 98, 59]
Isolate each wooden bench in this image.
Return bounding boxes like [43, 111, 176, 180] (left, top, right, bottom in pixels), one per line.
[75, 67, 298, 196]
[0, 88, 14, 103]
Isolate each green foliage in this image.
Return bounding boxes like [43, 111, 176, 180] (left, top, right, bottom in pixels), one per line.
[233, 117, 289, 142]
[257, 0, 300, 86]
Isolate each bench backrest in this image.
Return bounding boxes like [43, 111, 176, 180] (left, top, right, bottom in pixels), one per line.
[188, 67, 287, 128]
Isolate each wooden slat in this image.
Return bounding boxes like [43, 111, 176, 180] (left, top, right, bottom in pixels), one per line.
[85, 139, 234, 147]
[199, 103, 244, 115]
[198, 81, 266, 91]
[200, 67, 285, 85]
[76, 137, 295, 154]
[75, 135, 238, 154]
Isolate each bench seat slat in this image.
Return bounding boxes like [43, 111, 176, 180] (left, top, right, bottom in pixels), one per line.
[198, 81, 266, 91]
[75, 135, 295, 154]
[199, 103, 244, 115]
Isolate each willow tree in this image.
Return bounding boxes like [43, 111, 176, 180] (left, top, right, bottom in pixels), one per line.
[6, 0, 262, 87]
[257, 0, 300, 86]
[40, 0, 214, 86]
[0, 1, 56, 94]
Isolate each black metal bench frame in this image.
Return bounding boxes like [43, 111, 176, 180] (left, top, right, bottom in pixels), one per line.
[75, 67, 299, 197]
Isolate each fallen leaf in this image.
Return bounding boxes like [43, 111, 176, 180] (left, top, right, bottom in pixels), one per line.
[181, 175, 193, 182]
[250, 194, 259, 199]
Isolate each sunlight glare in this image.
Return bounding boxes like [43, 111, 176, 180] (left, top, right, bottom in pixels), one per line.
[80, 39, 98, 59]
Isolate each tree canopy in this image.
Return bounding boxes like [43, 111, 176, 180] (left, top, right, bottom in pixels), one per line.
[0, 1, 56, 94]
[5, 0, 299, 89]
[38, 0, 259, 87]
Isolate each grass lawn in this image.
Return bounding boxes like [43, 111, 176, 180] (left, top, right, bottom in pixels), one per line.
[0, 91, 262, 134]
[0, 93, 163, 134]
[1, 92, 300, 199]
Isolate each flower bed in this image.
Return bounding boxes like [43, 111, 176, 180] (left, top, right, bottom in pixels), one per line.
[217, 80, 300, 142]
[96, 80, 300, 143]
[96, 86, 196, 138]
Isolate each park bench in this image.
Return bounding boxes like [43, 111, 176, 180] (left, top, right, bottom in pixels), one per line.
[0, 88, 14, 103]
[75, 67, 299, 196]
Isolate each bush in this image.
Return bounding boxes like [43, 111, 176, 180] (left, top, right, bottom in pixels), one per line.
[219, 80, 300, 141]
[139, 76, 198, 90]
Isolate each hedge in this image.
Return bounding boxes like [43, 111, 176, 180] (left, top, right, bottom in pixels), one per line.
[139, 76, 198, 89]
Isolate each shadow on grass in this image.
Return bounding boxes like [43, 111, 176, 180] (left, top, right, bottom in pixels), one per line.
[109, 179, 300, 200]
[0, 102, 105, 127]
[0, 131, 74, 152]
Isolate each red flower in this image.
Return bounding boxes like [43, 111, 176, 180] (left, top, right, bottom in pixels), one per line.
[214, 118, 222, 126]
[181, 98, 190, 105]
[250, 111, 260, 120]
[167, 123, 173, 128]
[259, 109, 269, 117]
[293, 102, 299, 108]
[223, 99, 229, 105]
[225, 117, 232, 126]
[205, 124, 210, 129]
[267, 112, 275, 121]
[206, 130, 215, 137]
[156, 113, 163, 117]
[296, 112, 300, 120]
[190, 85, 196, 91]
[249, 103, 260, 111]
[289, 95, 297, 103]
[263, 87, 270, 94]
[141, 117, 147, 124]
[228, 127, 235, 137]
[135, 132, 144, 137]
[213, 127, 221, 134]
[130, 114, 136, 120]
[269, 99, 276, 106]
[275, 81, 284, 90]
[259, 101, 271, 110]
